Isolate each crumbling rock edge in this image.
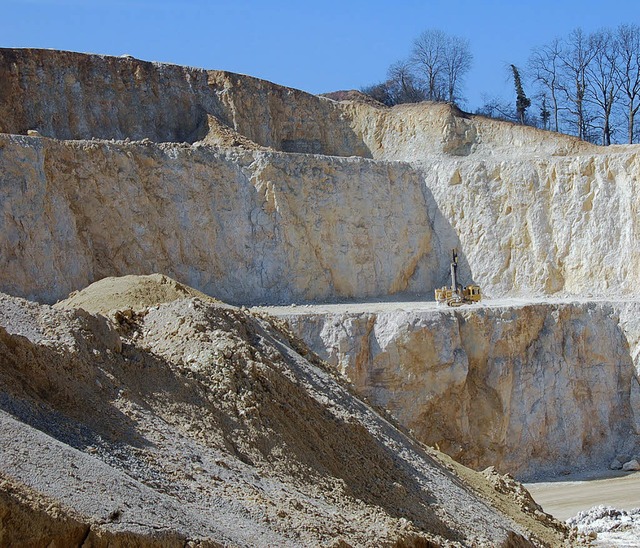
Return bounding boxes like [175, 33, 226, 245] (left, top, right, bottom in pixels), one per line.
[273, 298, 640, 479]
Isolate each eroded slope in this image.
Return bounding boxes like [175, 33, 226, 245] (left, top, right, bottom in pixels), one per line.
[0, 48, 370, 157]
[0, 277, 574, 546]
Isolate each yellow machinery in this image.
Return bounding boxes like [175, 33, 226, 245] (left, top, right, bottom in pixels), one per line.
[434, 249, 482, 307]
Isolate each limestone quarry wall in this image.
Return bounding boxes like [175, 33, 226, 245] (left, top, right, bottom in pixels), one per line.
[2, 49, 638, 301]
[346, 104, 640, 298]
[0, 48, 370, 157]
[351, 103, 590, 162]
[2, 48, 640, 488]
[282, 301, 640, 479]
[205, 71, 372, 157]
[416, 152, 640, 298]
[0, 134, 438, 304]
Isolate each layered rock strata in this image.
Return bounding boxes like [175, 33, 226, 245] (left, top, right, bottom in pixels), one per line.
[1, 47, 639, 488]
[1, 48, 638, 302]
[0, 49, 370, 157]
[0, 134, 437, 304]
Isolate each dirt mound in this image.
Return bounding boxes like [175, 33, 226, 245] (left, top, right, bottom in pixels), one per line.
[194, 114, 267, 150]
[54, 273, 220, 315]
[0, 281, 576, 546]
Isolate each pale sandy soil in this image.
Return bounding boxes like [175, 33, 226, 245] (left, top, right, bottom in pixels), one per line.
[528, 473, 640, 547]
[252, 295, 638, 316]
[257, 295, 640, 545]
[526, 471, 640, 521]
[1, 278, 576, 546]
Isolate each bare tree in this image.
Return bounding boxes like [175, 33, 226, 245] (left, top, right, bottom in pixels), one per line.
[529, 38, 563, 131]
[360, 60, 428, 106]
[586, 29, 619, 145]
[410, 29, 473, 104]
[387, 60, 427, 103]
[442, 36, 473, 103]
[360, 81, 396, 106]
[616, 24, 640, 143]
[410, 29, 447, 101]
[475, 95, 518, 121]
[558, 28, 598, 140]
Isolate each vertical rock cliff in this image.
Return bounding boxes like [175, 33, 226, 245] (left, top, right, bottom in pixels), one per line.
[0, 135, 437, 304]
[278, 301, 640, 479]
[1, 48, 638, 302]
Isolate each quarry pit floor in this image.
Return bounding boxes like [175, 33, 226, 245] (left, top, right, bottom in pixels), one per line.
[526, 471, 640, 521]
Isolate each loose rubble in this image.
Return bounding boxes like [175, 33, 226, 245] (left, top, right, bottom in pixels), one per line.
[568, 506, 640, 547]
[0, 277, 576, 546]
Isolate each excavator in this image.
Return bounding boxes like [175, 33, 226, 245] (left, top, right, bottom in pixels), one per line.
[434, 249, 482, 307]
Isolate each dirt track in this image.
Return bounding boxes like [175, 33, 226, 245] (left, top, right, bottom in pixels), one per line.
[252, 295, 636, 316]
[527, 471, 640, 521]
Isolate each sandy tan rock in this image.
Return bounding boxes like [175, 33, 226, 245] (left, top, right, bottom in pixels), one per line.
[54, 273, 219, 315]
[0, 135, 437, 305]
[0, 49, 370, 157]
[0, 48, 638, 527]
[413, 152, 640, 298]
[0, 48, 638, 303]
[277, 299, 640, 479]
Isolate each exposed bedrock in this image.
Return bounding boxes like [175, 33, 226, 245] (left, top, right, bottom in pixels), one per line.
[281, 301, 640, 480]
[0, 135, 440, 304]
[0, 48, 371, 157]
[350, 104, 640, 298]
[2, 49, 639, 301]
[415, 153, 640, 299]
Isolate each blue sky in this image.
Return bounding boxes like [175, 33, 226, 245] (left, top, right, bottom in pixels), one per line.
[2, 0, 639, 111]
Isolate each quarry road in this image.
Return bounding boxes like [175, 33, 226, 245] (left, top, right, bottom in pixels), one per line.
[526, 471, 640, 521]
[252, 295, 637, 315]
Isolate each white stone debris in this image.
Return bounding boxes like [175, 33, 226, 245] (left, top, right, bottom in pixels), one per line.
[568, 506, 640, 547]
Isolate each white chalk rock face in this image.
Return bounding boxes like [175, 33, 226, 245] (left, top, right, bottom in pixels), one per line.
[282, 301, 640, 479]
[1, 49, 639, 303]
[0, 136, 438, 304]
[415, 154, 640, 298]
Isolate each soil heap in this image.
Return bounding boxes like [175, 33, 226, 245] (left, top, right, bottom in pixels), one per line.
[0, 275, 576, 546]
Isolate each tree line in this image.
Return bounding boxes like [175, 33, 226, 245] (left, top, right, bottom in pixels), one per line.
[363, 25, 640, 145]
[362, 29, 473, 107]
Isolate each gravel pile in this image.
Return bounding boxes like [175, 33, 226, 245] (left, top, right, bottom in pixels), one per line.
[0, 276, 580, 546]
